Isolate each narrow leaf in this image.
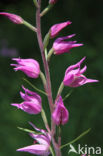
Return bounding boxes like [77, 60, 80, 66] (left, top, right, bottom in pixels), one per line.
[61, 128, 91, 149]
[23, 78, 47, 96]
[63, 89, 73, 101]
[17, 127, 42, 135]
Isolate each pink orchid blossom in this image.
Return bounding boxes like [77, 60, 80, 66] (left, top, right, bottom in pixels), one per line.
[17, 122, 51, 155]
[11, 58, 40, 78]
[11, 86, 42, 114]
[0, 12, 23, 24]
[50, 21, 71, 38]
[53, 34, 83, 54]
[52, 96, 69, 125]
[63, 57, 98, 87]
[81, 155, 90, 156]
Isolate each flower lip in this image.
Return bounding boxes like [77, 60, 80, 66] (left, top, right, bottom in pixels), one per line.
[52, 96, 69, 125]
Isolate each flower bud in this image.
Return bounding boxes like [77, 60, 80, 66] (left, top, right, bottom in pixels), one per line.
[52, 96, 69, 125]
[11, 86, 42, 114]
[63, 57, 99, 87]
[50, 21, 71, 38]
[53, 34, 83, 55]
[11, 58, 40, 78]
[49, 0, 58, 4]
[0, 12, 23, 24]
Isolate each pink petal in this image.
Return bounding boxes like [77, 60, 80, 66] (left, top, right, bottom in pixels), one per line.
[65, 57, 86, 74]
[50, 21, 72, 38]
[17, 144, 49, 155]
[52, 96, 69, 125]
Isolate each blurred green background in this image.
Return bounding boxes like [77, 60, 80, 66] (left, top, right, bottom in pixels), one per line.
[0, 0, 103, 156]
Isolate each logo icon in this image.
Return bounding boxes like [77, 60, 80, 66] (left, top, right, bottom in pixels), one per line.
[68, 144, 78, 154]
[68, 144, 102, 155]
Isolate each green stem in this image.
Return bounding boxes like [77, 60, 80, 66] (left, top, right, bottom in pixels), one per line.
[40, 71, 47, 89]
[50, 146, 56, 156]
[23, 20, 37, 32]
[33, 0, 39, 8]
[23, 78, 47, 95]
[58, 126, 61, 146]
[60, 128, 91, 149]
[40, 4, 53, 17]
[47, 48, 54, 61]
[41, 109, 50, 132]
[57, 82, 64, 97]
[45, 48, 48, 60]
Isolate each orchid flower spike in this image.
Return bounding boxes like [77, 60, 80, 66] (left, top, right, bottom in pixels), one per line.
[11, 86, 42, 114]
[11, 58, 40, 78]
[53, 34, 83, 55]
[52, 96, 69, 125]
[50, 21, 71, 38]
[17, 122, 51, 155]
[0, 12, 23, 24]
[63, 57, 99, 87]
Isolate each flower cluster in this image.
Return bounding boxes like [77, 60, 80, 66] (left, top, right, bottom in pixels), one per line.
[50, 21, 83, 55]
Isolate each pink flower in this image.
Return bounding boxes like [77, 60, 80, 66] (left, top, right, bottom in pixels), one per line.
[63, 57, 99, 87]
[49, 0, 58, 4]
[0, 12, 23, 24]
[11, 58, 40, 78]
[50, 21, 71, 38]
[17, 122, 51, 155]
[53, 34, 83, 54]
[81, 155, 90, 156]
[11, 86, 42, 114]
[52, 96, 69, 125]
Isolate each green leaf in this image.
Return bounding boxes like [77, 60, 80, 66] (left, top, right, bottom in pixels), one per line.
[61, 128, 91, 149]
[17, 127, 42, 135]
[23, 78, 47, 96]
[63, 89, 73, 101]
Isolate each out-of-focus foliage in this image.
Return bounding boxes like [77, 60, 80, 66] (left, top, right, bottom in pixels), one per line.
[0, 0, 103, 156]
